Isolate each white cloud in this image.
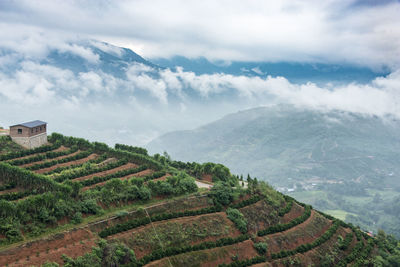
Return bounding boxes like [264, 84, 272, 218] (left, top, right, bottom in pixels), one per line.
[0, 1, 399, 69]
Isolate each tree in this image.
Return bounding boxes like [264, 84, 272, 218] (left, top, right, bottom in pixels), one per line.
[209, 182, 234, 206]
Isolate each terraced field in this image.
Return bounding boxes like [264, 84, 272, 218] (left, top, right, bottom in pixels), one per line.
[0, 133, 393, 266]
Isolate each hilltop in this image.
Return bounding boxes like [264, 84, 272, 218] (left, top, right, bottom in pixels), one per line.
[147, 105, 400, 237]
[0, 133, 399, 266]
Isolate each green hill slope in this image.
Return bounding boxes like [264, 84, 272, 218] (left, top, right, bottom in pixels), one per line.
[147, 105, 400, 237]
[0, 133, 399, 266]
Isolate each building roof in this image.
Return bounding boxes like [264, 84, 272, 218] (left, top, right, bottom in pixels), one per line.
[10, 120, 47, 128]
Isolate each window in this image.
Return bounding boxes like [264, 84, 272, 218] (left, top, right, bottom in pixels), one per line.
[31, 129, 33, 133]
[44, 125, 46, 129]
[18, 129, 22, 134]
[36, 127, 38, 132]
[40, 126, 42, 131]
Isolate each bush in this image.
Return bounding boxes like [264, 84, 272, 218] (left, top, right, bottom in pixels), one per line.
[226, 208, 248, 233]
[71, 212, 83, 224]
[209, 182, 234, 206]
[254, 242, 268, 254]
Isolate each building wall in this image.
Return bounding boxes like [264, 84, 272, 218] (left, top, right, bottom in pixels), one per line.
[10, 124, 47, 138]
[9, 126, 30, 137]
[11, 133, 48, 149]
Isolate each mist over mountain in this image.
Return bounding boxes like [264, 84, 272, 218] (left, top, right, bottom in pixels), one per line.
[147, 105, 400, 236]
[153, 56, 387, 84]
[1, 37, 400, 149]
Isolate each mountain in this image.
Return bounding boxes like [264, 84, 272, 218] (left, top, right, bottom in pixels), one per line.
[1, 133, 399, 266]
[147, 105, 400, 237]
[153, 56, 388, 84]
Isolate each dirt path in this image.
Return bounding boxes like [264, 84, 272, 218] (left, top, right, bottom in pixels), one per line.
[195, 180, 213, 189]
[34, 153, 98, 174]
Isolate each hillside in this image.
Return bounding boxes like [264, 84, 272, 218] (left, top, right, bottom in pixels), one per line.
[0, 134, 399, 266]
[147, 105, 400, 237]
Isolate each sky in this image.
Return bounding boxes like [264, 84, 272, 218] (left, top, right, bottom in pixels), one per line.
[0, 0, 400, 146]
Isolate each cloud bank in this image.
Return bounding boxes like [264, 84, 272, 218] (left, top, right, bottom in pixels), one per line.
[0, 0, 399, 70]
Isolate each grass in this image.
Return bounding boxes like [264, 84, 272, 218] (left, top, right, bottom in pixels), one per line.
[323, 209, 357, 221]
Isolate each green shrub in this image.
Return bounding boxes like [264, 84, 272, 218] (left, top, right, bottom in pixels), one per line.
[226, 208, 248, 233]
[254, 242, 268, 254]
[71, 212, 83, 224]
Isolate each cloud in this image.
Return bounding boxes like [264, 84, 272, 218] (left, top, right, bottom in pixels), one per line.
[0, 0, 399, 69]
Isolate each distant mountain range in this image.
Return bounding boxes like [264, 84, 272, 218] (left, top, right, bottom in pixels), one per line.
[148, 105, 400, 189]
[153, 56, 388, 84]
[147, 105, 400, 236]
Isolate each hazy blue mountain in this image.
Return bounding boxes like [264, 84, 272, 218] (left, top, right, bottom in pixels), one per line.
[147, 105, 400, 236]
[153, 56, 389, 84]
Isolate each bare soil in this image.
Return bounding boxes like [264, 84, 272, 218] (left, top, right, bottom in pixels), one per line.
[145, 239, 258, 267]
[20, 149, 81, 168]
[280, 202, 304, 224]
[81, 168, 153, 192]
[34, 153, 98, 174]
[0, 228, 97, 267]
[110, 212, 241, 259]
[73, 162, 138, 182]
[5, 146, 68, 162]
[260, 211, 332, 253]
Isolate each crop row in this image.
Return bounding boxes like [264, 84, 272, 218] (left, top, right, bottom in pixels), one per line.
[78, 165, 148, 187]
[7, 147, 78, 166]
[99, 205, 223, 238]
[54, 158, 128, 183]
[46, 154, 108, 175]
[230, 195, 262, 209]
[26, 150, 92, 171]
[134, 234, 250, 266]
[0, 182, 16, 191]
[219, 220, 341, 267]
[271, 220, 340, 258]
[257, 205, 311, 236]
[278, 196, 293, 216]
[0, 162, 70, 194]
[0, 143, 59, 161]
[0, 190, 31, 201]
[115, 143, 148, 155]
[99, 192, 260, 238]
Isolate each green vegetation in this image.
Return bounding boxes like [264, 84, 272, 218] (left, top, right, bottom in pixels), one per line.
[0, 132, 399, 267]
[226, 208, 247, 233]
[253, 242, 268, 254]
[61, 239, 136, 267]
[257, 204, 311, 236]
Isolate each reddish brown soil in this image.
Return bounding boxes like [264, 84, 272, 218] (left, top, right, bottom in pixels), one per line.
[109, 212, 241, 260]
[81, 168, 153, 192]
[260, 211, 332, 253]
[240, 200, 280, 234]
[4, 146, 67, 162]
[20, 149, 81, 168]
[0, 187, 23, 195]
[270, 226, 349, 267]
[73, 162, 138, 182]
[34, 153, 98, 174]
[0, 228, 97, 267]
[146, 239, 258, 267]
[201, 174, 213, 183]
[280, 202, 304, 223]
[117, 169, 154, 180]
[150, 174, 172, 182]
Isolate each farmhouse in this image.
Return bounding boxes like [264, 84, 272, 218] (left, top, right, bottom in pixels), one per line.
[9, 120, 48, 149]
